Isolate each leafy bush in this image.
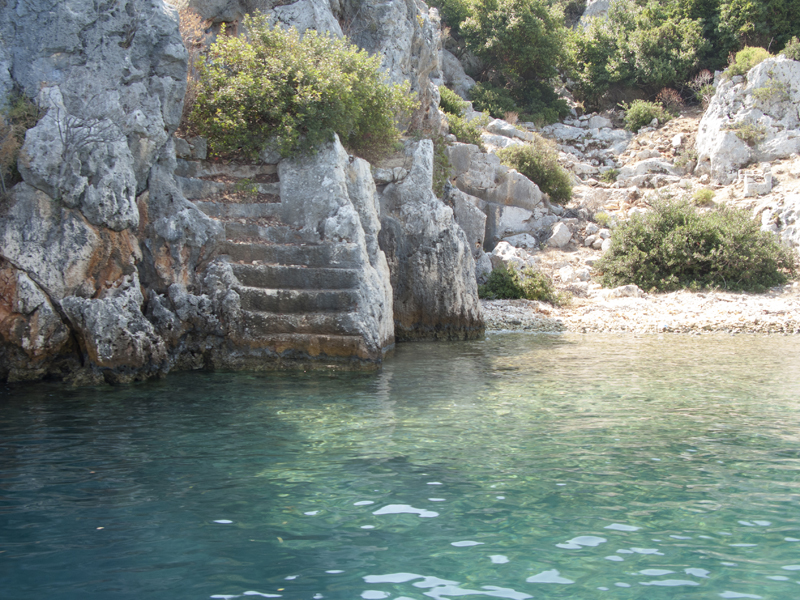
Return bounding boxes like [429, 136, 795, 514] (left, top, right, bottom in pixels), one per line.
[717, 0, 800, 57]
[593, 211, 611, 227]
[0, 91, 39, 194]
[600, 169, 618, 183]
[783, 36, 800, 60]
[569, 0, 704, 108]
[478, 264, 566, 305]
[469, 82, 519, 119]
[496, 137, 573, 204]
[594, 199, 796, 292]
[190, 13, 415, 160]
[620, 99, 672, 132]
[726, 121, 766, 146]
[692, 188, 715, 206]
[439, 85, 469, 117]
[447, 113, 488, 149]
[460, 0, 570, 123]
[723, 46, 772, 78]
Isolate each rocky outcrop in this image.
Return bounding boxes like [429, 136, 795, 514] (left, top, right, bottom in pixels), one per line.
[0, 0, 486, 383]
[696, 56, 800, 184]
[437, 49, 475, 100]
[446, 142, 555, 249]
[579, 0, 611, 26]
[379, 140, 484, 340]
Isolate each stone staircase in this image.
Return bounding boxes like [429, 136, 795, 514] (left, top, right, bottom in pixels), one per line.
[175, 158, 381, 363]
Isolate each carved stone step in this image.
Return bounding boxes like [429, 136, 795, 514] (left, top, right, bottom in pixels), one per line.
[194, 201, 281, 220]
[176, 159, 278, 180]
[223, 241, 362, 268]
[231, 263, 361, 290]
[240, 309, 362, 336]
[223, 222, 306, 244]
[236, 286, 360, 313]
[224, 333, 373, 362]
[178, 176, 280, 201]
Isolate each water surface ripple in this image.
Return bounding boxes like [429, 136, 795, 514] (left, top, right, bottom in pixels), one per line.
[2, 334, 800, 599]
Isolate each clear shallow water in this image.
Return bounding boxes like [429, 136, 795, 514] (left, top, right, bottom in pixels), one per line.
[3, 334, 800, 600]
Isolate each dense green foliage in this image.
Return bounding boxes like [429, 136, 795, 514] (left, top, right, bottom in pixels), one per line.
[595, 200, 796, 292]
[722, 46, 772, 78]
[621, 99, 673, 132]
[439, 85, 469, 116]
[190, 13, 414, 160]
[569, 0, 705, 107]
[0, 91, 39, 194]
[434, 0, 800, 116]
[783, 37, 800, 60]
[435, 0, 570, 123]
[496, 138, 573, 204]
[438, 85, 487, 148]
[479, 264, 566, 304]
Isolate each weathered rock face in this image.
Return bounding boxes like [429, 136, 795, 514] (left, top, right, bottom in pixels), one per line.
[379, 140, 484, 340]
[696, 56, 800, 184]
[446, 142, 554, 248]
[0, 0, 197, 382]
[437, 49, 475, 100]
[0, 0, 478, 382]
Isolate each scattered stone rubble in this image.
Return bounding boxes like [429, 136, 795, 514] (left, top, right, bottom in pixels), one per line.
[449, 52, 800, 335]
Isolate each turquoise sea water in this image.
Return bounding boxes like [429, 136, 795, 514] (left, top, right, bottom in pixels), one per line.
[3, 333, 800, 600]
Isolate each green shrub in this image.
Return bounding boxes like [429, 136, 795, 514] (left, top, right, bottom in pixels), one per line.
[594, 211, 611, 227]
[717, 0, 800, 58]
[0, 91, 39, 194]
[752, 76, 791, 105]
[600, 169, 618, 183]
[692, 187, 715, 206]
[432, 136, 452, 198]
[496, 137, 573, 204]
[723, 46, 772, 78]
[783, 36, 800, 60]
[190, 13, 415, 160]
[594, 199, 796, 292]
[468, 82, 519, 119]
[569, 0, 705, 108]
[461, 0, 570, 123]
[439, 85, 469, 117]
[620, 99, 672, 133]
[478, 264, 566, 305]
[725, 121, 766, 146]
[447, 112, 488, 149]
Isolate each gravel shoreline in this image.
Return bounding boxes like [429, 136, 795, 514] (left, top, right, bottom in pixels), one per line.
[481, 283, 800, 334]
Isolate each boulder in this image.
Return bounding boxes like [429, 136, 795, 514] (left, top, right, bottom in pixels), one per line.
[438, 49, 475, 100]
[486, 119, 534, 141]
[379, 140, 484, 340]
[490, 241, 537, 271]
[446, 142, 544, 212]
[272, 0, 344, 36]
[547, 222, 572, 248]
[62, 274, 168, 383]
[448, 187, 487, 259]
[696, 56, 800, 184]
[580, 0, 611, 25]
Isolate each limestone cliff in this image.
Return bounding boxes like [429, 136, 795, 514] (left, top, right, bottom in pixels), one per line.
[0, 0, 481, 383]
